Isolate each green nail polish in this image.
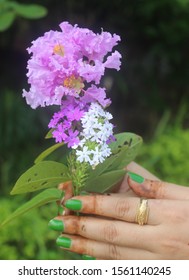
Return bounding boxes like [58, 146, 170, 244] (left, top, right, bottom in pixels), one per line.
[82, 254, 96, 260]
[65, 199, 82, 211]
[128, 171, 144, 183]
[48, 219, 64, 231]
[56, 236, 71, 248]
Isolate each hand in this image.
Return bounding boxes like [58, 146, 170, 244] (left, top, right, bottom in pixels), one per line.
[49, 171, 189, 260]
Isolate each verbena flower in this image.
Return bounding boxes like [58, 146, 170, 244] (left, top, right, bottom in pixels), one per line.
[74, 102, 113, 167]
[23, 21, 121, 109]
[48, 97, 87, 147]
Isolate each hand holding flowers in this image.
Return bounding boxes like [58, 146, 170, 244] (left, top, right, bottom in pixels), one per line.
[1, 22, 142, 240]
[50, 163, 189, 260]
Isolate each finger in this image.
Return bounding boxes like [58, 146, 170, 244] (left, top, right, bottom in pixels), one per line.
[58, 181, 73, 215]
[104, 192, 136, 198]
[126, 162, 160, 180]
[117, 161, 159, 195]
[50, 215, 157, 251]
[128, 174, 189, 200]
[56, 234, 156, 260]
[63, 195, 162, 225]
[115, 173, 138, 196]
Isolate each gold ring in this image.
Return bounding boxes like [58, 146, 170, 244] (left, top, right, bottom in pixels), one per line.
[135, 198, 149, 225]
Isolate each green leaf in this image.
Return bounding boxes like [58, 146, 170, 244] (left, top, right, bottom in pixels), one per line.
[0, 188, 62, 228]
[34, 143, 65, 164]
[107, 132, 143, 170]
[87, 133, 142, 181]
[13, 4, 47, 19]
[45, 129, 54, 139]
[0, 11, 15, 31]
[84, 169, 126, 193]
[109, 132, 142, 152]
[11, 161, 70, 195]
[87, 152, 119, 181]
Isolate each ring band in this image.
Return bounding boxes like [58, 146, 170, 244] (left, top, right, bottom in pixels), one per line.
[135, 198, 149, 225]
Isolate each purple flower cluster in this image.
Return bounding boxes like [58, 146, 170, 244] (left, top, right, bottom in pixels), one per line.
[23, 21, 121, 164]
[23, 21, 121, 109]
[48, 97, 86, 147]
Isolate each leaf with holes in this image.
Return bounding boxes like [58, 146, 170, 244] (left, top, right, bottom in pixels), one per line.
[107, 132, 143, 171]
[87, 133, 142, 181]
[11, 161, 70, 195]
[0, 188, 62, 228]
[109, 132, 142, 153]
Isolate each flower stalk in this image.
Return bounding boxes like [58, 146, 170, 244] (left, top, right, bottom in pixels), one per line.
[67, 152, 89, 196]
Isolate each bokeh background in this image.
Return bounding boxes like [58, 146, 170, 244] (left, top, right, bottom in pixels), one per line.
[0, 0, 189, 259]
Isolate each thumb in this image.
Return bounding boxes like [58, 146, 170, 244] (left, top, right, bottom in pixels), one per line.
[127, 172, 189, 200]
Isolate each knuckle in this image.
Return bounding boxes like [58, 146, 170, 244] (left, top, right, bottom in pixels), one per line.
[79, 216, 88, 234]
[64, 216, 81, 234]
[84, 195, 103, 214]
[102, 222, 119, 243]
[95, 195, 106, 214]
[114, 198, 131, 219]
[108, 244, 121, 260]
[154, 181, 167, 199]
[141, 180, 167, 199]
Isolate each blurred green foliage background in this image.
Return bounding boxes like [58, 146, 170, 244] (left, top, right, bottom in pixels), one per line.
[0, 0, 189, 259]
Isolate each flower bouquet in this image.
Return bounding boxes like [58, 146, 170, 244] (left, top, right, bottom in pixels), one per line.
[1, 22, 142, 229]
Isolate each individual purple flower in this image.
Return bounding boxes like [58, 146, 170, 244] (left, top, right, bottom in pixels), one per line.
[82, 85, 111, 107]
[66, 130, 80, 148]
[52, 123, 68, 143]
[66, 104, 84, 121]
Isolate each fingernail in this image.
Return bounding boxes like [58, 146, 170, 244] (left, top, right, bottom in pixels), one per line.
[48, 219, 64, 231]
[65, 199, 82, 211]
[58, 205, 65, 215]
[82, 254, 96, 260]
[56, 236, 71, 248]
[128, 171, 144, 183]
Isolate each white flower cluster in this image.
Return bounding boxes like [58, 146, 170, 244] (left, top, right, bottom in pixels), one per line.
[74, 103, 113, 167]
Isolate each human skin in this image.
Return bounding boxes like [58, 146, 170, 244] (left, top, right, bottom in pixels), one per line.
[50, 162, 189, 260]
